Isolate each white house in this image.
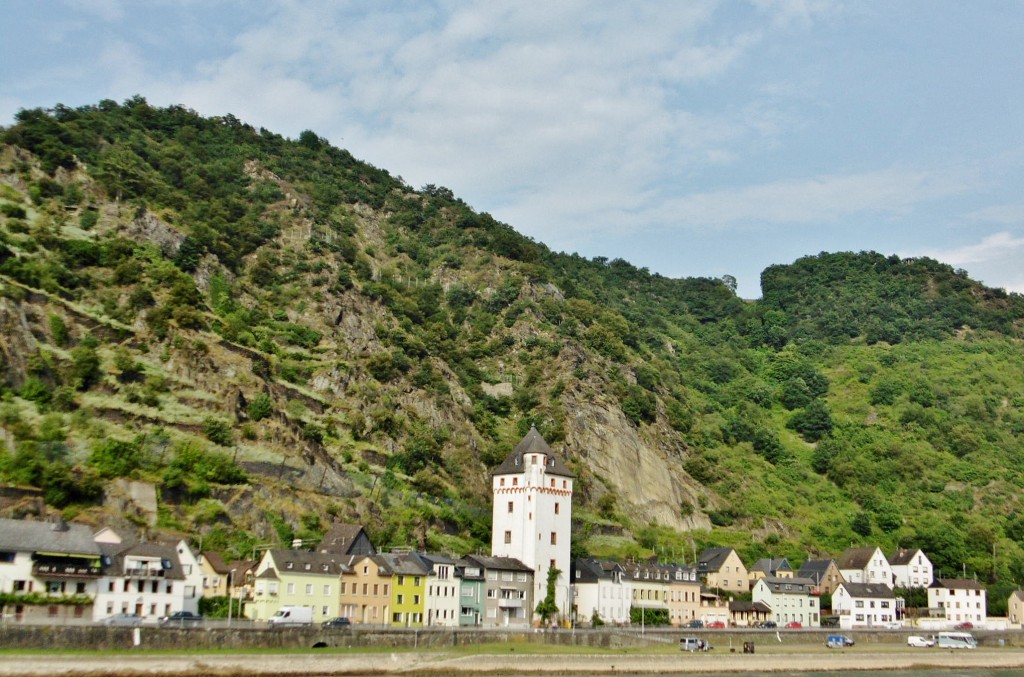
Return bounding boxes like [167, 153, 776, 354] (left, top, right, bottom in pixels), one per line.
[94, 538, 204, 622]
[751, 576, 819, 626]
[419, 552, 460, 627]
[928, 578, 987, 627]
[888, 548, 933, 589]
[832, 582, 898, 629]
[490, 427, 573, 624]
[837, 547, 893, 586]
[0, 518, 103, 623]
[573, 559, 630, 626]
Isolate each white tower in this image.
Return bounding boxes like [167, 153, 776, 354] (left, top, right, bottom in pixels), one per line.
[490, 426, 573, 624]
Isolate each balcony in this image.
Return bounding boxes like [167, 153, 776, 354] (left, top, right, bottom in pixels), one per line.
[124, 567, 165, 578]
[32, 562, 103, 579]
[498, 598, 523, 609]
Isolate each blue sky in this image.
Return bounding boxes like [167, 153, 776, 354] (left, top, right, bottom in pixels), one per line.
[3, 1, 1023, 299]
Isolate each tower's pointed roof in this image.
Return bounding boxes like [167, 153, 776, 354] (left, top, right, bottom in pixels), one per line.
[492, 426, 573, 478]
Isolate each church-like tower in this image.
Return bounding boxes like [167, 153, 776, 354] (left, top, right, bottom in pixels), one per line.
[490, 426, 573, 623]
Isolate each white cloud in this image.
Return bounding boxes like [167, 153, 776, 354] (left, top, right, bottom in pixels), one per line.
[918, 231, 1024, 294]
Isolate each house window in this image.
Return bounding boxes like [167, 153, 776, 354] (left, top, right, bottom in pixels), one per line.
[323, 585, 331, 596]
[504, 531, 512, 544]
[341, 582, 347, 594]
[287, 583, 295, 595]
[397, 594, 404, 604]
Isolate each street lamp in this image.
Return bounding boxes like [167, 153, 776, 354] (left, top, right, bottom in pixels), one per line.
[227, 569, 236, 627]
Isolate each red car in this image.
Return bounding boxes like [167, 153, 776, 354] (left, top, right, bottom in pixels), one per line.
[954, 621, 974, 630]
[706, 621, 726, 629]
[784, 621, 802, 629]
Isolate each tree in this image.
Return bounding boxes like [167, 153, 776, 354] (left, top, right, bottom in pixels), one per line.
[787, 400, 834, 442]
[535, 566, 561, 625]
[852, 512, 872, 537]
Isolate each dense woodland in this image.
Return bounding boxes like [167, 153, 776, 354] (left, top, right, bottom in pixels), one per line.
[2, 99, 1024, 614]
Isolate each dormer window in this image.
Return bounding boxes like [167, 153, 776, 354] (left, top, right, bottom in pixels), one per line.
[304, 563, 311, 570]
[286, 562, 293, 569]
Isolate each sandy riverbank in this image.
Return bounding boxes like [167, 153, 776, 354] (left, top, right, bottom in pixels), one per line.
[2, 649, 1024, 676]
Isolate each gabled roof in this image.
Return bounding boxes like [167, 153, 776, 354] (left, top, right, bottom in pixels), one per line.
[729, 600, 772, 613]
[838, 582, 895, 598]
[888, 548, 924, 566]
[697, 547, 737, 573]
[202, 551, 231, 573]
[110, 541, 188, 580]
[0, 518, 102, 557]
[796, 559, 836, 578]
[837, 547, 881, 570]
[269, 549, 350, 576]
[319, 523, 376, 556]
[464, 554, 534, 573]
[1010, 589, 1024, 602]
[750, 557, 793, 575]
[377, 551, 431, 576]
[572, 558, 623, 583]
[756, 576, 817, 594]
[931, 578, 986, 591]
[491, 426, 573, 478]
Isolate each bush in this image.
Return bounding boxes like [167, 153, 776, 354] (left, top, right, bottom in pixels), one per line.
[247, 392, 273, 421]
[203, 417, 234, 446]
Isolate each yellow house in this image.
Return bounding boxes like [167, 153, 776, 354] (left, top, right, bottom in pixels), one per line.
[379, 551, 429, 627]
[697, 547, 748, 595]
[247, 549, 349, 622]
[339, 555, 392, 624]
[199, 551, 231, 597]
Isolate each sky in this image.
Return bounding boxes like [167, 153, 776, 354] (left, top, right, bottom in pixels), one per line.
[3, 1, 1024, 299]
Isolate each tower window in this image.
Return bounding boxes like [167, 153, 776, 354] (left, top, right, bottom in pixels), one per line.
[513, 478, 518, 486]
[504, 531, 512, 544]
[554, 503, 559, 515]
[507, 501, 513, 513]
[550, 532, 557, 545]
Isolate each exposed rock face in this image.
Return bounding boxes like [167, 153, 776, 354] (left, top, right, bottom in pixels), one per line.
[564, 391, 712, 532]
[0, 296, 38, 387]
[121, 210, 184, 256]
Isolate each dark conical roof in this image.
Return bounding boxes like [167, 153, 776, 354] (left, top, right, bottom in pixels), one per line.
[492, 426, 573, 478]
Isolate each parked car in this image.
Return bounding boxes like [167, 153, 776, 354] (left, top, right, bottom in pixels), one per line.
[784, 621, 802, 629]
[684, 619, 704, 629]
[954, 621, 974, 630]
[103, 613, 142, 626]
[705, 620, 726, 629]
[322, 617, 352, 628]
[826, 634, 855, 648]
[160, 611, 202, 626]
[882, 621, 902, 630]
[907, 635, 935, 648]
[679, 637, 712, 652]
[756, 620, 777, 629]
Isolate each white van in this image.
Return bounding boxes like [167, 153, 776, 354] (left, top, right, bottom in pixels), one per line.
[679, 637, 711, 652]
[268, 606, 313, 626]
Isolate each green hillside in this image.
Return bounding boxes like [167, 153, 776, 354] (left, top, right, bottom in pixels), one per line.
[2, 99, 1024, 605]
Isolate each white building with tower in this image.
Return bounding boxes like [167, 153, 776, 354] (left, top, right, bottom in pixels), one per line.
[490, 426, 573, 625]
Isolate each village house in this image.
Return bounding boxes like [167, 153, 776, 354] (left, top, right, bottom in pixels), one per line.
[696, 547, 748, 595]
[94, 536, 204, 623]
[338, 554, 391, 624]
[456, 557, 485, 626]
[1008, 590, 1024, 628]
[837, 547, 893, 586]
[751, 576, 819, 627]
[199, 551, 231, 597]
[796, 559, 844, 596]
[664, 562, 702, 627]
[622, 560, 670, 626]
[572, 558, 630, 626]
[463, 554, 534, 628]
[318, 523, 376, 557]
[729, 600, 772, 627]
[419, 552, 460, 627]
[888, 548, 933, 589]
[0, 517, 103, 623]
[247, 549, 348, 622]
[928, 578, 987, 627]
[380, 550, 430, 627]
[831, 582, 899, 629]
[748, 557, 794, 588]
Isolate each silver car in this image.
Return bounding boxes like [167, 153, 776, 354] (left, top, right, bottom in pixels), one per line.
[103, 612, 142, 626]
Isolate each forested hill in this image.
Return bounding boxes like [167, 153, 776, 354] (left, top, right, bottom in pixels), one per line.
[2, 99, 1024, 609]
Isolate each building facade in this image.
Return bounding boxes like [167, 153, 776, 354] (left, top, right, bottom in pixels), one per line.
[832, 582, 898, 629]
[490, 427, 573, 624]
[928, 578, 987, 627]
